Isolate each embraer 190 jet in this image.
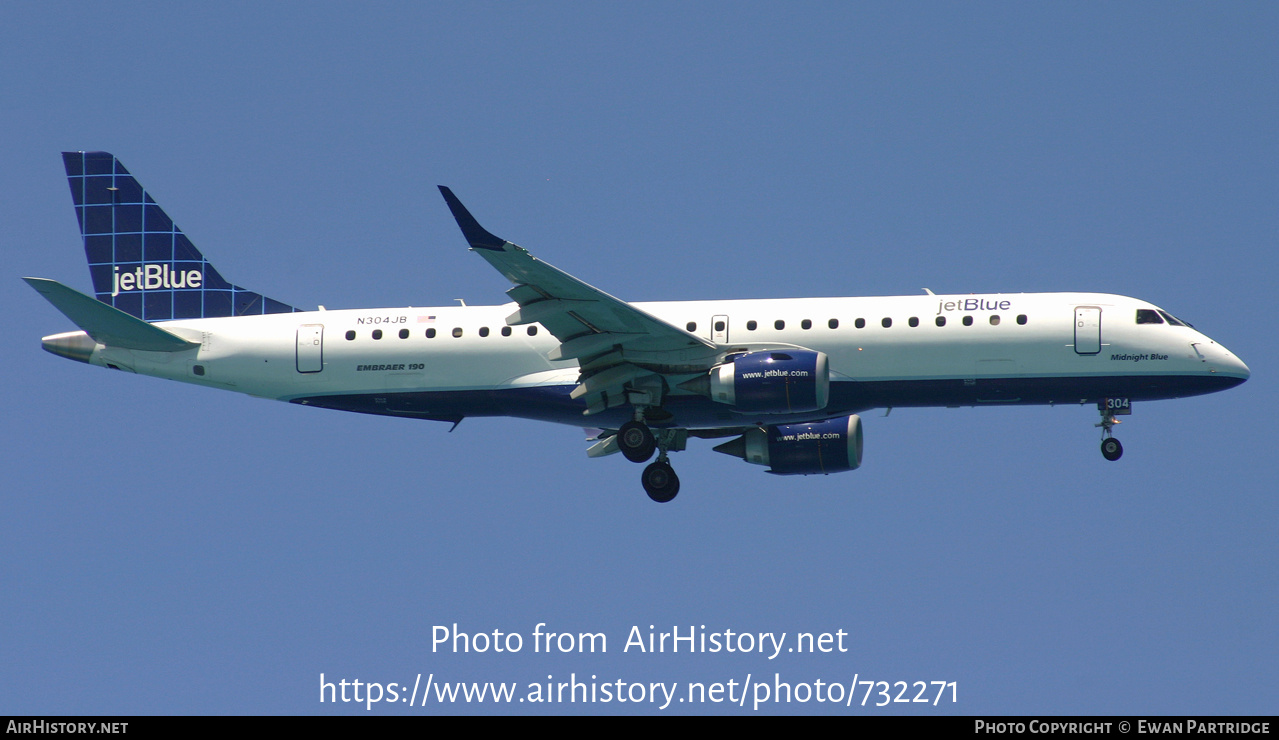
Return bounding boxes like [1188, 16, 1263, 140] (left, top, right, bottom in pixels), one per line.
[27, 152, 1250, 502]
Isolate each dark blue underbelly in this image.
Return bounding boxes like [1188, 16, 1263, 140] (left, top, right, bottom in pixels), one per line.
[290, 373, 1244, 429]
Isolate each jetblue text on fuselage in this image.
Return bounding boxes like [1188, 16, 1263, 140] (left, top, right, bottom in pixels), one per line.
[111, 264, 203, 296]
[936, 298, 1012, 315]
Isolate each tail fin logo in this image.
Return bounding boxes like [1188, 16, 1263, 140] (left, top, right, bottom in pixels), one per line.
[63, 151, 298, 321]
[112, 264, 204, 295]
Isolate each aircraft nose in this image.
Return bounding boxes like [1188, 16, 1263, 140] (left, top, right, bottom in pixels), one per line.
[1212, 344, 1250, 384]
[1228, 352, 1250, 381]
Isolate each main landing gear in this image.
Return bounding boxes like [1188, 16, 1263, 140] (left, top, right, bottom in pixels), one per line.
[641, 459, 680, 503]
[618, 414, 682, 503]
[1096, 399, 1129, 461]
[618, 420, 656, 463]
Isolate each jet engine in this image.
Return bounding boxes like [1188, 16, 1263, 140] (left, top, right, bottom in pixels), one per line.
[702, 350, 830, 414]
[713, 415, 863, 475]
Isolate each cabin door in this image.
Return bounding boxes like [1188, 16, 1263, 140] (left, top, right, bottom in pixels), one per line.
[1074, 307, 1101, 355]
[297, 324, 324, 373]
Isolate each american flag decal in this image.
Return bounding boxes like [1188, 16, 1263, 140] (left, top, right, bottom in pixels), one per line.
[418, 315, 436, 323]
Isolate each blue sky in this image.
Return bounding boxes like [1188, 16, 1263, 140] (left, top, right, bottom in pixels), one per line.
[2, 3, 1275, 715]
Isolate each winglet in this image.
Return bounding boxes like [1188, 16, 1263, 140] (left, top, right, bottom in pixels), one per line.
[437, 186, 506, 250]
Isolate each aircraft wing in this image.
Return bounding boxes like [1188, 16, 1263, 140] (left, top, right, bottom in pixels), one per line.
[439, 187, 724, 414]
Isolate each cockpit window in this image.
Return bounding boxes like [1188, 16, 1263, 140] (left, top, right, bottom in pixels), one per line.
[1157, 310, 1189, 327]
[1136, 309, 1164, 325]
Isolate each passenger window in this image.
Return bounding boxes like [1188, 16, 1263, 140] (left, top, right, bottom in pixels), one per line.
[935, 316, 946, 327]
[1136, 309, 1164, 325]
[714, 320, 725, 332]
[452, 327, 463, 338]
[881, 318, 892, 328]
[775, 320, 785, 330]
[687, 322, 697, 332]
[479, 327, 490, 337]
[1016, 314, 1028, 325]
[908, 317, 919, 327]
[372, 329, 383, 340]
[399, 328, 410, 339]
[426, 328, 436, 338]
[501, 326, 512, 337]
[828, 318, 839, 329]
[528, 326, 538, 336]
[747, 320, 757, 331]
[801, 319, 812, 330]
[345, 330, 356, 341]
[855, 318, 866, 329]
[989, 315, 1000, 326]
[962, 316, 973, 326]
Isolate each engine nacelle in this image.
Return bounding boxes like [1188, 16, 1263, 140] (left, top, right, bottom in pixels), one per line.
[713, 415, 864, 475]
[707, 350, 830, 414]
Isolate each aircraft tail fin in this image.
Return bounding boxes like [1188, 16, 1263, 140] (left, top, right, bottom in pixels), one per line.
[24, 277, 198, 352]
[62, 151, 299, 321]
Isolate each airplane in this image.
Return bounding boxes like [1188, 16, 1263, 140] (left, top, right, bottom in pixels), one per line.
[27, 151, 1251, 502]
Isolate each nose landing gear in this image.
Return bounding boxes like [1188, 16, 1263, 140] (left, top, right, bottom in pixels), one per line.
[1096, 398, 1129, 461]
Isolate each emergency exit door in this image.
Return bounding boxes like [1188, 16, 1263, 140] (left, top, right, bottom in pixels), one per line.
[711, 315, 729, 344]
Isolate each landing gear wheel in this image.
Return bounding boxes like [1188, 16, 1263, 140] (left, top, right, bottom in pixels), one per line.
[1101, 437, 1123, 461]
[618, 420, 656, 463]
[642, 461, 680, 503]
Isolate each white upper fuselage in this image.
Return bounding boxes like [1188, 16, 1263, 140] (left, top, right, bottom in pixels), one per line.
[68, 290, 1249, 430]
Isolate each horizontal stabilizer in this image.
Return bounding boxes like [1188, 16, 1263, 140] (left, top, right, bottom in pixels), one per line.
[24, 278, 199, 352]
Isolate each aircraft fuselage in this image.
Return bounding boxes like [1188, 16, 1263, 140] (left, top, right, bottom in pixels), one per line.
[31, 152, 1250, 501]
[44, 291, 1249, 430]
